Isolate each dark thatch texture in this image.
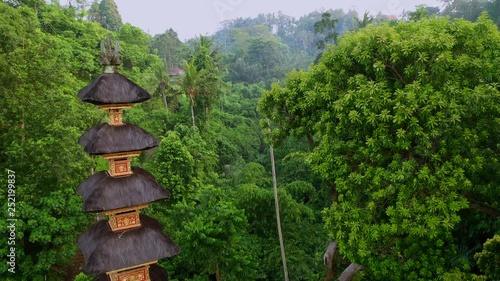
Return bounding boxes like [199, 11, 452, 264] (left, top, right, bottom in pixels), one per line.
[78, 73, 151, 105]
[92, 264, 169, 281]
[78, 215, 180, 274]
[77, 167, 170, 212]
[79, 123, 158, 155]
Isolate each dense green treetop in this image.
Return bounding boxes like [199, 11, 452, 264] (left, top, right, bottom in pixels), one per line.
[149, 28, 190, 69]
[97, 0, 122, 31]
[259, 15, 500, 280]
[0, 2, 104, 280]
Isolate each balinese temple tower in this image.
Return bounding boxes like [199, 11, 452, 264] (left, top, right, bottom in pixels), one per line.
[76, 36, 179, 281]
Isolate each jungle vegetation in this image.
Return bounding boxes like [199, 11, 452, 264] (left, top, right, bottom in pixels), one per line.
[0, 0, 499, 280]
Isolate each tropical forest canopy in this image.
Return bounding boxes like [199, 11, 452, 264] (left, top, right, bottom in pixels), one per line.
[0, 0, 499, 280]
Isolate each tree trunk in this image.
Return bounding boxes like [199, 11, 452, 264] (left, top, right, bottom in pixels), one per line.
[216, 262, 221, 281]
[270, 145, 289, 281]
[189, 94, 196, 127]
[337, 263, 363, 281]
[325, 180, 339, 203]
[323, 241, 338, 281]
[21, 107, 25, 142]
[191, 104, 196, 127]
[160, 80, 168, 109]
[306, 131, 315, 148]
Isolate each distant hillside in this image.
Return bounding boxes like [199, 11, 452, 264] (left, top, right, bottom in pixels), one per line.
[212, 9, 359, 57]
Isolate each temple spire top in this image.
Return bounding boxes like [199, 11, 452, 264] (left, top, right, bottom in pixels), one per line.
[100, 34, 121, 73]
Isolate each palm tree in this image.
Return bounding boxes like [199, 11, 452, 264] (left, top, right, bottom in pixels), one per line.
[270, 144, 289, 281]
[181, 36, 226, 128]
[181, 60, 224, 127]
[182, 61, 203, 127]
[354, 11, 373, 29]
[193, 35, 222, 70]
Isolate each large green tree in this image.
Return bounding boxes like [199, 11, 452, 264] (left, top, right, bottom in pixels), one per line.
[314, 12, 338, 55]
[149, 28, 189, 69]
[439, 0, 490, 22]
[259, 15, 500, 280]
[92, 0, 122, 32]
[0, 3, 103, 280]
[224, 25, 292, 85]
[0, 2, 174, 280]
[485, 0, 500, 26]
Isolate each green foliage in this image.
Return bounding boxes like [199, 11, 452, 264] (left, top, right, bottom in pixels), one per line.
[149, 28, 190, 68]
[233, 184, 327, 280]
[246, 36, 291, 84]
[439, 0, 489, 22]
[353, 11, 374, 29]
[314, 12, 338, 54]
[440, 271, 487, 281]
[234, 162, 271, 188]
[169, 185, 261, 280]
[475, 234, 500, 279]
[283, 180, 316, 205]
[117, 26, 164, 91]
[13, 2, 500, 281]
[215, 9, 365, 85]
[259, 15, 500, 279]
[223, 25, 293, 85]
[74, 272, 95, 281]
[0, 3, 185, 279]
[0, 2, 106, 280]
[97, 0, 122, 32]
[485, 0, 500, 27]
[175, 124, 219, 183]
[180, 37, 226, 128]
[214, 9, 359, 59]
[146, 131, 197, 203]
[119, 23, 149, 48]
[258, 70, 320, 147]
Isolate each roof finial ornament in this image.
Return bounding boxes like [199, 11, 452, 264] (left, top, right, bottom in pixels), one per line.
[100, 34, 121, 73]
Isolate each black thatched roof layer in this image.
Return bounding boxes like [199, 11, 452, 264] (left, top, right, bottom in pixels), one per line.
[78, 215, 180, 274]
[78, 73, 151, 105]
[92, 264, 169, 281]
[79, 123, 158, 155]
[77, 167, 170, 212]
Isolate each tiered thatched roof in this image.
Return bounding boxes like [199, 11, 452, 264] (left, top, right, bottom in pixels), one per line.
[76, 37, 179, 279]
[92, 264, 169, 281]
[78, 215, 180, 274]
[77, 167, 169, 212]
[78, 73, 151, 105]
[78, 123, 158, 155]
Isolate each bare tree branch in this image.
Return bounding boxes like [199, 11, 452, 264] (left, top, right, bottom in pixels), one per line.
[337, 263, 363, 281]
[323, 241, 338, 266]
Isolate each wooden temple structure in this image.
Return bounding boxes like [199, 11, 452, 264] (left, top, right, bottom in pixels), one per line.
[76, 36, 179, 281]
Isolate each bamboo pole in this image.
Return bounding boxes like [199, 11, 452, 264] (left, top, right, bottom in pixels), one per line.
[270, 144, 289, 281]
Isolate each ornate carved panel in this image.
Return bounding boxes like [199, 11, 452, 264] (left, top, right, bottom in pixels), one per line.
[108, 210, 141, 231]
[109, 158, 132, 177]
[108, 264, 153, 281]
[98, 104, 132, 126]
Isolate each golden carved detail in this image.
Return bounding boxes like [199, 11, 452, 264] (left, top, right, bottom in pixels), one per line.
[107, 263, 156, 281]
[108, 211, 140, 231]
[98, 104, 132, 126]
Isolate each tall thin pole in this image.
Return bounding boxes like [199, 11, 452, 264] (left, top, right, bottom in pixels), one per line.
[270, 144, 289, 281]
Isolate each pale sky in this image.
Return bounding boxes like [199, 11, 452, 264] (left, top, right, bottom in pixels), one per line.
[113, 0, 442, 40]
